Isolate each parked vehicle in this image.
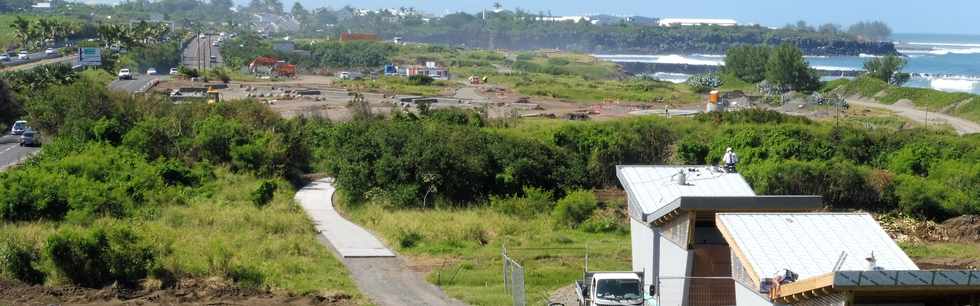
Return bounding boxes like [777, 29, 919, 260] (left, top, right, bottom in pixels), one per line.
[0, 53, 9, 61]
[147, 68, 158, 75]
[211, 41, 218, 47]
[117, 68, 133, 80]
[17, 51, 29, 60]
[19, 129, 40, 147]
[575, 271, 647, 306]
[169, 67, 179, 75]
[10, 120, 27, 135]
[44, 48, 57, 56]
[209, 55, 217, 63]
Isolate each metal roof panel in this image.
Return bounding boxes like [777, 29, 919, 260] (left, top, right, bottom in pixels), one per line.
[717, 213, 919, 283]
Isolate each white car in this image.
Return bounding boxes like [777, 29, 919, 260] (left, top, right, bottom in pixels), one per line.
[211, 41, 218, 47]
[199, 33, 205, 39]
[17, 51, 29, 60]
[10, 120, 27, 135]
[44, 48, 57, 56]
[117, 69, 133, 80]
[169, 68, 179, 75]
[147, 68, 158, 75]
[0, 53, 9, 61]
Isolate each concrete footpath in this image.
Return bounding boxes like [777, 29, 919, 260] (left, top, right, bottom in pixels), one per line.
[295, 178, 466, 306]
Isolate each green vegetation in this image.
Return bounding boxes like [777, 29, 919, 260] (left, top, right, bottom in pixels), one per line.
[847, 21, 893, 42]
[826, 76, 980, 123]
[864, 55, 910, 85]
[335, 76, 452, 96]
[340, 202, 631, 306]
[686, 73, 724, 93]
[0, 68, 365, 301]
[1, 15, 84, 50]
[765, 43, 820, 91]
[322, 9, 896, 56]
[724, 45, 771, 83]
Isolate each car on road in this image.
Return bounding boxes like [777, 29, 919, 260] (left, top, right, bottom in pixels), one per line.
[17, 51, 29, 60]
[147, 68, 158, 75]
[0, 53, 9, 61]
[199, 33, 205, 39]
[44, 48, 57, 56]
[19, 130, 40, 147]
[210, 55, 217, 63]
[10, 120, 27, 135]
[211, 41, 218, 47]
[169, 67, 179, 75]
[118, 68, 133, 80]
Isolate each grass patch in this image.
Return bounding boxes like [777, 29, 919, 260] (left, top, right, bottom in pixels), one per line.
[824, 76, 980, 124]
[901, 242, 980, 261]
[335, 76, 454, 96]
[340, 203, 630, 306]
[1, 169, 366, 300]
[478, 71, 699, 104]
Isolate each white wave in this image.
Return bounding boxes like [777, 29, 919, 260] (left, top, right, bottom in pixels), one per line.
[897, 46, 980, 55]
[692, 53, 725, 58]
[859, 53, 882, 58]
[648, 72, 691, 83]
[930, 78, 978, 93]
[907, 42, 980, 48]
[811, 65, 861, 72]
[594, 54, 723, 66]
[804, 55, 829, 59]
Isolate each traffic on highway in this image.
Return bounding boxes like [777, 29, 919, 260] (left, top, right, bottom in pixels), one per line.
[0, 120, 42, 171]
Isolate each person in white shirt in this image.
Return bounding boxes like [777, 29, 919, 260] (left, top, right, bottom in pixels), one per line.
[722, 147, 738, 172]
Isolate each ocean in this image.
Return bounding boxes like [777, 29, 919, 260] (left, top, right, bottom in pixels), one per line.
[594, 33, 980, 94]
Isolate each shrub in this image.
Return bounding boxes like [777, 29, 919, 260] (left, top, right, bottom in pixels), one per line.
[686, 73, 723, 93]
[552, 190, 598, 228]
[45, 224, 158, 287]
[250, 180, 278, 207]
[228, 264, 265, 289]
[397, 229, 424, 248]
[491, 186, 553, 217]
[0, 236, 45, 284]
[407, 74, 434, 85]
[581, 207, 627, 233]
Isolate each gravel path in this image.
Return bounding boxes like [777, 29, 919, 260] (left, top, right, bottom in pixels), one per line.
[297, 178, 466, 306]
[847, 97, 980, 135]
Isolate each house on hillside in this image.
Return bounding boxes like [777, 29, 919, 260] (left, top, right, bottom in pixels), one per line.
[340, 32, 380, 42]
[248, 56, 294, 78]
[618, 165, 980, 306]
[658, 18, 737, 27]
[404, 61, 449, 80]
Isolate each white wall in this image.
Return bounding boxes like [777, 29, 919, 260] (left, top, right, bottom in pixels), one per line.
[735, 282, 773, 306]
[631, 218, 654, 289]
[658, 234, 691, 306]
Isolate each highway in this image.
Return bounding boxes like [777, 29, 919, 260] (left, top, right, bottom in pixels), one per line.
[182, 34, 223, 70]
[0, 135, 40, 171]
[108, 74, 169, 94]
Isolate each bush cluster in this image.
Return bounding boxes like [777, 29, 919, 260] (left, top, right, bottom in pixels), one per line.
[45, 223, 159, 287]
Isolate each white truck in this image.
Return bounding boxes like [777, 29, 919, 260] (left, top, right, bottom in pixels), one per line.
[575, 271, 648, 306]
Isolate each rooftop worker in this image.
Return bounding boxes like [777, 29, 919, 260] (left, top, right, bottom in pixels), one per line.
[722, 147, 739, 172]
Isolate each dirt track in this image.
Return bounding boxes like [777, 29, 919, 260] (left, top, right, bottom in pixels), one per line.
[847, 96, 980, 135]
[0, 279, 357, 306]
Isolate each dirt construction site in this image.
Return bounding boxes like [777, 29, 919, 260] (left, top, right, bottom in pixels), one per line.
[153, 74, 712, 122]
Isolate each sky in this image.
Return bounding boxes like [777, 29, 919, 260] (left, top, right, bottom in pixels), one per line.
[280, 0, 980, 35]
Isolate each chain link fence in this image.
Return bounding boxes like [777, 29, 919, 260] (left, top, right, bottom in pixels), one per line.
[503, 248, 526, 306]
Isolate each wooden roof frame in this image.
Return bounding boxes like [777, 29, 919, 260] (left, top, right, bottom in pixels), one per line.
[774, 271, 980, 304]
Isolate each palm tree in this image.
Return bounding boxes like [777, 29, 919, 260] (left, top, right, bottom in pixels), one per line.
[10, 16, 34, 50]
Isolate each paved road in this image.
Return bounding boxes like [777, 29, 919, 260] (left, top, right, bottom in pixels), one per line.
[848, 97, 980, 135]
[108, 75, 167, 94]
[296, 178, 466, 306]
[1, 55, 73, 72]
[0, 135, 40, 171]
[182, 34, 222, 70]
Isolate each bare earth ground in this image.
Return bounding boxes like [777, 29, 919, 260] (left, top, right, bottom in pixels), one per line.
[0, 279, 357, 306]
[847, 96, 980, 135]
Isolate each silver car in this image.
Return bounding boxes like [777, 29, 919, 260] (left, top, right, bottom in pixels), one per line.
[19, 130, 40, 147]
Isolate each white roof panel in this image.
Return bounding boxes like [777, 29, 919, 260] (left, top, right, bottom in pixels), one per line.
[617, 166, 756, 214]
[717, 213, 918, 282]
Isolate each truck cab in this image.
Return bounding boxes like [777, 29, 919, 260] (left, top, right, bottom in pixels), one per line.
[576, 272, 647, 306]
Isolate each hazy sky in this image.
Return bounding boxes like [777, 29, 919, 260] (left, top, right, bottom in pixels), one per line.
[281, 0, 979, 35]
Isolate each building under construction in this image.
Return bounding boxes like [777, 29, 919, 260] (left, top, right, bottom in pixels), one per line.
[617, 165, 980, 306]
